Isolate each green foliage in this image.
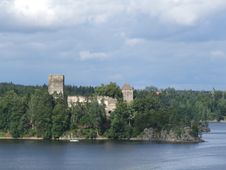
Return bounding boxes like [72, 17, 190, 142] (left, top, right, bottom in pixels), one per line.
[95, 82, 122, 100]
[0, 91, 29, 138]
[81, 129, 97, 139]
[0, 91, 17, 131]
[1, 82, 226, 140]
[191, 121, 200, 137]
[28, 90, 53, 139]
[0, 83, 44, 96]
[52, 97, 70, 139]
[70, 99, 107, 137]
[107, 88, 226, 139]
[107, 102, 133, 139]
[64, 85, 95, 97]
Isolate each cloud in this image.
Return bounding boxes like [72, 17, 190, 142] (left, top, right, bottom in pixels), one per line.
[11, 0, 56, 26]
[79, 51, 109, 61]
[129, 0, 226, 26]
[1, 1, 226, 90]
[210, 50, 226, 59]
[3, 0, 124, 27]
[1, 0, 226, 28]
[126, 38, 145, 46]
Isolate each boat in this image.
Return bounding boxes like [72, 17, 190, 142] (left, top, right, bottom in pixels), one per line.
[70, 139, 79, 142]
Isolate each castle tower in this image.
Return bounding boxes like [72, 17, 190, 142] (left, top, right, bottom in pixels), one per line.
[48, 75, 64, 95]
[122, 84, 133, 103]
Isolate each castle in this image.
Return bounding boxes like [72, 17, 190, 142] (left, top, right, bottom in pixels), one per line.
[48, 75, 133, 116]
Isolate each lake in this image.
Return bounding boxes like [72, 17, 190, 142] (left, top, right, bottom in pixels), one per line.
[0, 123, 226, 170]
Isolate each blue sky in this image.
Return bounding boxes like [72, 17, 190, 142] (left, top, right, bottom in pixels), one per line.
[1, 0, 226, 90]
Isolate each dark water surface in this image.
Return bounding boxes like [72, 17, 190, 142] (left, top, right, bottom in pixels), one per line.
[0, 123, 226, 170]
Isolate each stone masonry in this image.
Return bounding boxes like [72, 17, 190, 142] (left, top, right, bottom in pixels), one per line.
[67, 96, 117, 117]
[48, 75, 64, 95]
[122, 83, 133, 103]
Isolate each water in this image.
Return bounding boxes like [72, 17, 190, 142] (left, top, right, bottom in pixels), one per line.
[0, 123, 226, 170]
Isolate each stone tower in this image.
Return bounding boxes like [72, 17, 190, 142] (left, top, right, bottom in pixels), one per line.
[122, 84, 133, 103]
[48, 75, 64, 95]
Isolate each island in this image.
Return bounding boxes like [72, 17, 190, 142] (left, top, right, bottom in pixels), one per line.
[0, 74, 224, 143]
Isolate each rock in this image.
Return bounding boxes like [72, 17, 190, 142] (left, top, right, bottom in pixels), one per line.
[199, 122, 210, 133]
[137, 127, 202, 143]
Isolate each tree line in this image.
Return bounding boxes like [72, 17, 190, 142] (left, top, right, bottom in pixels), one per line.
[0, 83, 225, 139]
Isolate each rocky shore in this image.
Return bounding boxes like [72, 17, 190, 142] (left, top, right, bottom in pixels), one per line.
[134, 127, 203, 143]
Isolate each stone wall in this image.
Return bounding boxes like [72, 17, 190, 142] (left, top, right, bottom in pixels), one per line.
[67, 95, 117, 117]
[97, 96, 117, 117]
[67, 96, 87, 107]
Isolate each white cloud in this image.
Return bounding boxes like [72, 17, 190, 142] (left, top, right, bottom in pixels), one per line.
[8, 0, 56, 26]
[2, 0, 226, 27]
[0, 0, 54, 27]
[210, 50, 226, 59]
[5, 0, 124, 26]
[128, 0, 226, 25]
[126, 38, 145, 46]
[79, 51, 109, 61]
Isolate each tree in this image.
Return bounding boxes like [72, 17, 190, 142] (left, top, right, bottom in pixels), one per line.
[70, 99, 107, 138]
[9, 96, 28, 138]
[0, 91, 16, 131]
[86, 100, 106, 134]
[95, 83, 122, 100]
[108, 102, 133, 139]
[52, 98, 69, 139]
[70, 102, 86, 129]
[28, 90, 53, 139]
[0, 91, 29, 138]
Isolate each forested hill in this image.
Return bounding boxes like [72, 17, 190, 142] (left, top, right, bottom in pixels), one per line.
[0, 82, 225, 141]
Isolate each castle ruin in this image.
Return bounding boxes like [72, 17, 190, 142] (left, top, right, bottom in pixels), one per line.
[48, 75, 64, 95]
[122, 83, 134, 103]
[48, 75, 133, 116]
[67, 96, 117, 117]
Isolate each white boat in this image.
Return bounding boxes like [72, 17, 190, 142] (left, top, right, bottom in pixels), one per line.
[70, 139, 79, 142]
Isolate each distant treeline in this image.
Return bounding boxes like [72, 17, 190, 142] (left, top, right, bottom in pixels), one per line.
[0, 82, 225, 140]
[0, 83, 96, 97]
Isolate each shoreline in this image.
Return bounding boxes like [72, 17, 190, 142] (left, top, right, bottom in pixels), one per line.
[0, 136, 203, 144]
[0, 137, 43, 140]
[208, 120, 226, 123]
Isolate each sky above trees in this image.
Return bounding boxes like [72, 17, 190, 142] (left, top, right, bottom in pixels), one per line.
[1, 0, 226, 90]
